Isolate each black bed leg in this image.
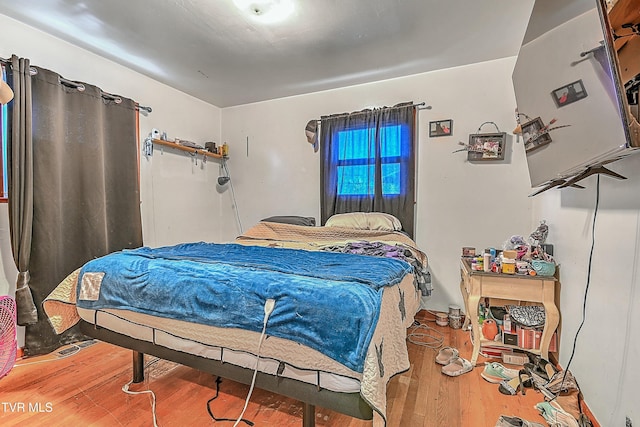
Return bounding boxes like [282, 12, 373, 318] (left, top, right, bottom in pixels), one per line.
[302, 403, 315, 427]
[132, 351, 144, 383]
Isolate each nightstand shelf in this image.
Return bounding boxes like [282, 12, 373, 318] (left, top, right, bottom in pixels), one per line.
[460, 258, 559, 366]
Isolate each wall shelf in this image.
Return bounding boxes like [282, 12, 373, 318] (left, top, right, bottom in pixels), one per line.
[152, 139, 226, 159]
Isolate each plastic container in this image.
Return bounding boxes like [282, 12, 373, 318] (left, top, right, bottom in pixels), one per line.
[483, 253, 491, 272]
[531, 260, 556, 276]
[435, 312, 449, 326]
[516, 261, 529, 275]
[502, 258, 516, 274]
[503, 313, 512, 333]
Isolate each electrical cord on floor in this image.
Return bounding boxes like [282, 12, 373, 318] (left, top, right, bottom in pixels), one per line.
[120, 357, 161, 427]
[122, 381, 159, 427]
[206, 377, 254, 426]
[560, 175, 600, 391]
[407, 319, 445, 349]
[14, 344, 81, 366]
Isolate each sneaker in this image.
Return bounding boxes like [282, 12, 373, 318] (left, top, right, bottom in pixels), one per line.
[535, 401, 580, 427]
[481, 362, 520, 384]
[495, 415, 545, 427]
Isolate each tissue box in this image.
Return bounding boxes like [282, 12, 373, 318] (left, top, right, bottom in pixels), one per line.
[502, 352, 529, 365]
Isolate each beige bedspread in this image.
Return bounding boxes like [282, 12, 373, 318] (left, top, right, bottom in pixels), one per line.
[237, 221, 427, 265]
[43, 222, 426, 427]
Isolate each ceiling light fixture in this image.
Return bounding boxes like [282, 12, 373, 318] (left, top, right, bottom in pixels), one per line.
[232, 0, 294, 24]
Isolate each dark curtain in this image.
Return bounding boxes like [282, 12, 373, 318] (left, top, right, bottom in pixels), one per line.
[7, 60, 143, 355]
[7, 55, 37, 326]
[320, 102, 416, 238]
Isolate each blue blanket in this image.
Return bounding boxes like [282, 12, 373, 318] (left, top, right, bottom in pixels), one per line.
[76, 242, 412, 372]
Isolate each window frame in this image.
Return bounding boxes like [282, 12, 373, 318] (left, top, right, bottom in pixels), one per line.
[330, 121, 411, 200]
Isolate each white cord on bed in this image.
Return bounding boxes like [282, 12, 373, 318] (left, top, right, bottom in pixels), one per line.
[233, 299, 276, 427]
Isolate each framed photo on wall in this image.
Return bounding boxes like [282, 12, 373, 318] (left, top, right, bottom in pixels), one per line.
[551, 79, 588, 108]
[522, 117, 552, 152]
[429, 119, 453, 137]
[467, 132, 506, 161]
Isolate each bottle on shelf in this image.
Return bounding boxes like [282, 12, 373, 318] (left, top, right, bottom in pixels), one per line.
[503, 313, 512, 333]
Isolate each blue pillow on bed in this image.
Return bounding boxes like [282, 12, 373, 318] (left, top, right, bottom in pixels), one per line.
[261, 216, 316, 226]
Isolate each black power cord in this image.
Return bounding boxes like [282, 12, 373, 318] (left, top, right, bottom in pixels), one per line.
[206, 376, 254, 426]
[560, 174, 600, 392]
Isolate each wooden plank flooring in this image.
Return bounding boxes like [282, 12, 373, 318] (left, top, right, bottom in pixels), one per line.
[1, 313, 553, 426]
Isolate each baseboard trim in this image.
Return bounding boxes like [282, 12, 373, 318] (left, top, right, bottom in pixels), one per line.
[581, 400, 600, 427]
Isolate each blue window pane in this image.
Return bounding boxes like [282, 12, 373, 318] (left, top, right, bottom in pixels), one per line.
[337, 163, 401, 196]
[337, 128, 374, 160]
[380, 125, 402, 157]
[335, 124, 405, 196]
[337, 165, 374, 195]
[382, 163, 400, 195]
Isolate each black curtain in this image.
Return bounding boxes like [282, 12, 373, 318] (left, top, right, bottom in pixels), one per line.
[7, 56, 38, 326]
[8, 61, 143, 355]
[320, 102, 416, 238]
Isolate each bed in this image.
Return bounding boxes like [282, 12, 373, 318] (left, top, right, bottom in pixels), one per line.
[43, 217, 428, 427]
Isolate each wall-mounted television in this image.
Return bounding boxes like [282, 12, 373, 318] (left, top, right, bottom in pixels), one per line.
[512, 0, 640, 195]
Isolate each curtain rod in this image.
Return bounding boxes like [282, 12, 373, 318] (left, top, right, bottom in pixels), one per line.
[319, 101, 431, 121]
[2, 56, 152, 114]
[1, 56, 37, 75]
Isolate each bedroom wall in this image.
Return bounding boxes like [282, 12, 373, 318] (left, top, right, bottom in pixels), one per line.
[530, 155, 640, 426]
[222, 57, 639, 424]
[0, 14, 223, 342]
[220, 57, 535, 312]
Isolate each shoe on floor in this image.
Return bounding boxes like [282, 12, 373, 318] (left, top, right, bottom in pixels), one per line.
[498, 370, 532, 396]
[441, 356, 473, 377]
[435, 346, 459, 365]
[495, 415, 545, 427]
[481, 362, 520, 383]
[535, 401, 580, 427]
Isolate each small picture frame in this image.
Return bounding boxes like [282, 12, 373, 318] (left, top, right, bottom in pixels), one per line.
[429, 119, 453, 137]
[467, 132, 506, 161]
[522, 117, 552, 153]
[551, 79, 587, 108]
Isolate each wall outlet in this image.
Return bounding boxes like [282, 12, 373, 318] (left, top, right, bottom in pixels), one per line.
[626, 416, 632, 427]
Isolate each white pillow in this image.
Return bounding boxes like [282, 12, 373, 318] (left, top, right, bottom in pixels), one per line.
[325, 212, 402, 231]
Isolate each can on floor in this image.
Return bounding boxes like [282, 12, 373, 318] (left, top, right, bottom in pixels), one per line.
[449, 314, 462, 329]
[435, 312, 449, 327]
[448, 304, 461, 316]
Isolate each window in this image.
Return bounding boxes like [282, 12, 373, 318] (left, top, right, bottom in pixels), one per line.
[335, 124, 408, 196]
[320, 103, 416, 237]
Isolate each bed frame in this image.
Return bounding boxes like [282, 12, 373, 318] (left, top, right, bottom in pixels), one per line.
[80, 321, 374, 427]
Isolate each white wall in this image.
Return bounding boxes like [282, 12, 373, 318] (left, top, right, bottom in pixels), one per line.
[221, 57, 535, 311]
[531, 155, 640, 426]
[0, 15, 223, 345]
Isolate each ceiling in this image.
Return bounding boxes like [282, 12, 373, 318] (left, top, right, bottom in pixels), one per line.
[0, 0, 536, 107]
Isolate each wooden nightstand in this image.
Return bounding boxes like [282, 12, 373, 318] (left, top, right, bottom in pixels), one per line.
[459, 258, 559, 366]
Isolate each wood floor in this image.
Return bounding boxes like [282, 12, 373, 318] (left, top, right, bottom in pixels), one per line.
[1, 313, 554, 427]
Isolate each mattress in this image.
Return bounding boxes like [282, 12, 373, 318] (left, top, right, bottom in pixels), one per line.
[44, 222, 426, 426]
[75, 304, 365, 393]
